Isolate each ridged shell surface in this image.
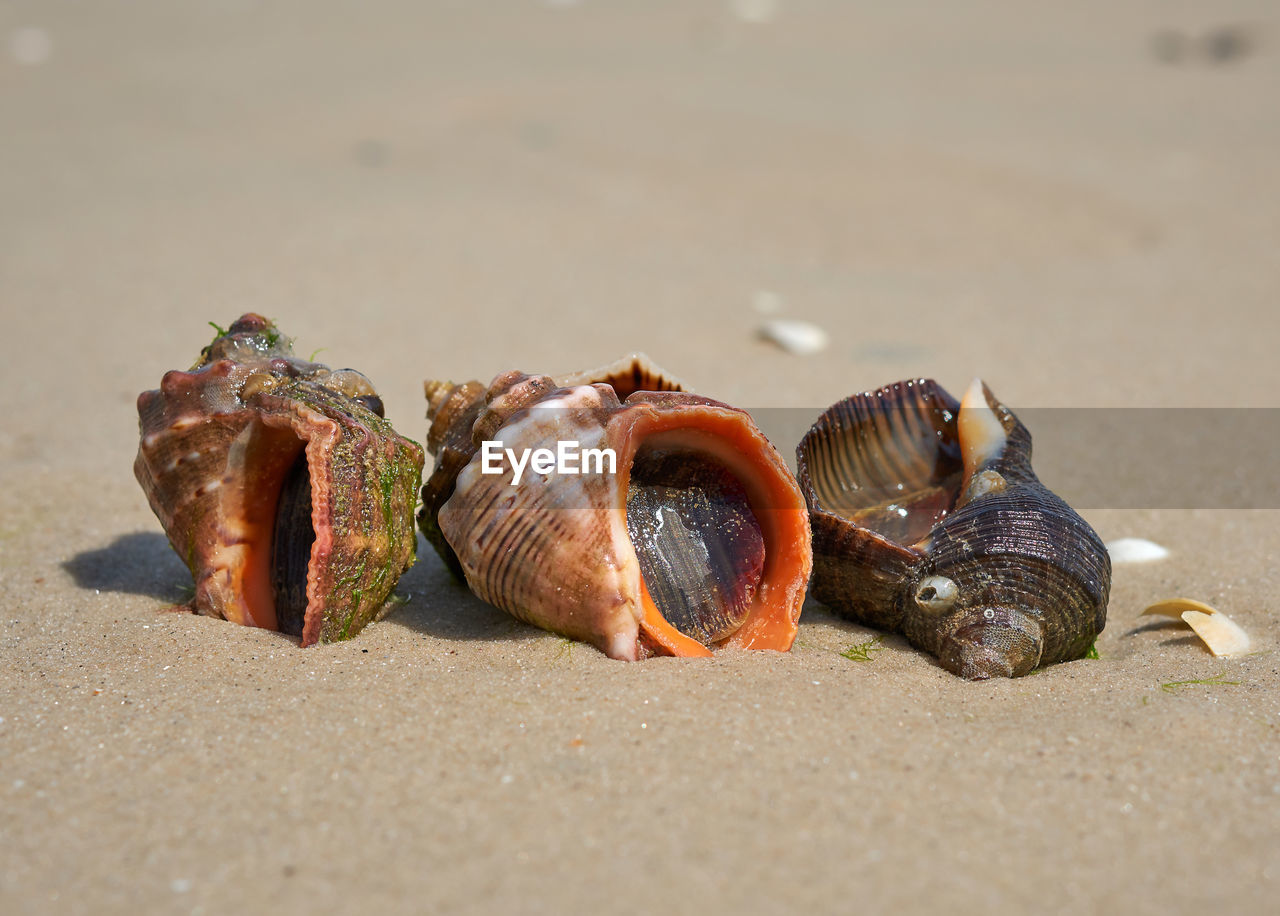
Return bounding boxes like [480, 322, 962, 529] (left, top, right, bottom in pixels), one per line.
[797, 378, 1110, 679]
[134, 314, 424, 646]
[418, 353, 686, 579]
[430, 363, 813, 660]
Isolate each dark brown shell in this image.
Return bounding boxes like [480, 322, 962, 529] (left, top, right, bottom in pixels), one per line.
[797, 379, 1110, 679]
[420, 358, 812, 660]
[134, 314, 424, 646]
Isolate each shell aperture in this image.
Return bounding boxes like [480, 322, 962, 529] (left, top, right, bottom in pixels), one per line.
[913, 575, 958, 614]
[134, 314, 425, 645]
[798, 379, 1110, 679]
[269, 453, 316, 637]
[625, 447, 766, 646]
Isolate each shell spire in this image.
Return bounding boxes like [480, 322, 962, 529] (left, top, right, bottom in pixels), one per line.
[553, 352, 689, 396]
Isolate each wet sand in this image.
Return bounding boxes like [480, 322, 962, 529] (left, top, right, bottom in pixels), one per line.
[2, 2, 1278, 913]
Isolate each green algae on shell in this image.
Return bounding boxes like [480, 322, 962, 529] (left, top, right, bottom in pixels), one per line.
[134, 314, 424, 646]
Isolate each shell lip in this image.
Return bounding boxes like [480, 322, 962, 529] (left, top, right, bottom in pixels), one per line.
[188, 405, 334, 644]
[609, 402, 813, 655]
[637, 578, 714, 658]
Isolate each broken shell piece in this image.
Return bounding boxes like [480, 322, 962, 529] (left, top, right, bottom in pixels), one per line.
[1182, 611, 1251, 657]
[1106, 538, 1170, 564]
[757, 319, 829, 355]
[1141, 597, 1251, 657]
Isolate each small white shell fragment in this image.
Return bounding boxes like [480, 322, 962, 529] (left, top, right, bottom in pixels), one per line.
[1141, 597, 1252, 657]
[1106, 537, 1170, 563]
[757, 319, 829, 355]
[1181, 610, 1251, 657]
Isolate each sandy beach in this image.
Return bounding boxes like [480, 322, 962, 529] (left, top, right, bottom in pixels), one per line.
[2, 2, 1278, 912]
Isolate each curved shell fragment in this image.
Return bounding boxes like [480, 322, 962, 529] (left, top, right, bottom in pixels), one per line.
[1141, 597, 1219, 618]
[1141, 597, 1251, 657]
[1182, 610, 1251, 657]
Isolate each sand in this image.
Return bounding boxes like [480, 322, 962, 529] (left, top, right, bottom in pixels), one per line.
[2, 2, 1278, 913]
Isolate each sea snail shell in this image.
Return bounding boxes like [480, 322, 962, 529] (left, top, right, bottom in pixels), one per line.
[797, 378, 1110, 679]
[134, 314, 424, 645]
[419, 356, 813, 660]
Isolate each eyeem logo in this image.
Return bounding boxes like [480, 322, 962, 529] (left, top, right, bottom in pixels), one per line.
[480, 440, 617, 485]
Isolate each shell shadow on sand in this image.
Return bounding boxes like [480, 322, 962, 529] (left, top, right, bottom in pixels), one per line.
[366, 538, 550, 645]
[64, 529, 545, 645]
[62, 531, 193, 603]
[1123, 617, 1210, 652]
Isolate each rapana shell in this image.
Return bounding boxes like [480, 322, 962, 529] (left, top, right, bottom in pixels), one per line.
[798, 378, 1110, 679]
[134, 314, 424, 645]
[424, 361, 812, 660]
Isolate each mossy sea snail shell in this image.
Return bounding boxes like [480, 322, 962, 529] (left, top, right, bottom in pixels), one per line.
[134, 315, 424, 645]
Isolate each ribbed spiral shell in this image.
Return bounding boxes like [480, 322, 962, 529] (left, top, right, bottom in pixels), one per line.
[798, 378, 1110, 679]
[417, 354, 685, 578]
[429, 364, 812, 660]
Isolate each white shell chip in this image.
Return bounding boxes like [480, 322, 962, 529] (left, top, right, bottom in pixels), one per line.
[757, 319, 829, 356]
[1106, 538, 1170, 563]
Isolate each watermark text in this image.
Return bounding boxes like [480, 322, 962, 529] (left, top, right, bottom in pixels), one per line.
[480, 440, 617, 485]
